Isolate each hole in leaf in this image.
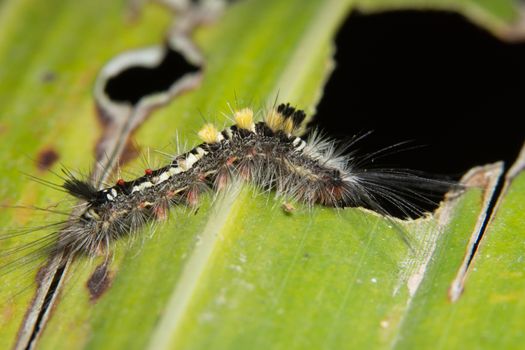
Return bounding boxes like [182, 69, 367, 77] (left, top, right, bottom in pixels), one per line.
[104, 47, 201, 105]
[313, 10, 525, 216]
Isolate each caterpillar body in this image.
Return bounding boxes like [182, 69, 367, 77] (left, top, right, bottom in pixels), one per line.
[2, 103, 452, 274]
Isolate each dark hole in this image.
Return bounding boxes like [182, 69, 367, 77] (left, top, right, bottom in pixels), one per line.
[104, 47, 201, 105]
[311, 10, 525, 217]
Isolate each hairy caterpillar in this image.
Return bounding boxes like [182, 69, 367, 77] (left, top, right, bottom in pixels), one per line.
[1, 103, 453, 276]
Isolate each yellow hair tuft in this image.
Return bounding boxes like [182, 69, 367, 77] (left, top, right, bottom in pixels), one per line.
[283, 118, 294, 134]
[265, 109, 285, 132]
[234, 108, 255, 131]
[198, 123, 221, 144]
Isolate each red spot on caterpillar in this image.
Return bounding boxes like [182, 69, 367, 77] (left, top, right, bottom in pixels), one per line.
[187, 188, 199, 207]
[315, 183, 345, 206]
[215, 170, 229, 190]
[116, 179, 125, 186]
[247, 147, 257, 156]
[145, 168, 153, 175]
[226, 156, 237, 166]
[154, 204, 168, 221]
[238, 162, 252, 180]
[36, 147, 60, 171]
[331, 185, 345, 200]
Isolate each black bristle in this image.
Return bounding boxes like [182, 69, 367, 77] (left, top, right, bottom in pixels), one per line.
[277, 103, 307, 128]
[277, 103, 295, 117]
[290, 109, 306, 126]
[63, 178, 98, 201]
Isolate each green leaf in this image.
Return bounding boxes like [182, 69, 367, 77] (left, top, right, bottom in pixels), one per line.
[0, 2, 172, 347]
[0, 0, 523, 349]
[354, 0, 521, 36]
[394, 150, 525, 349]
